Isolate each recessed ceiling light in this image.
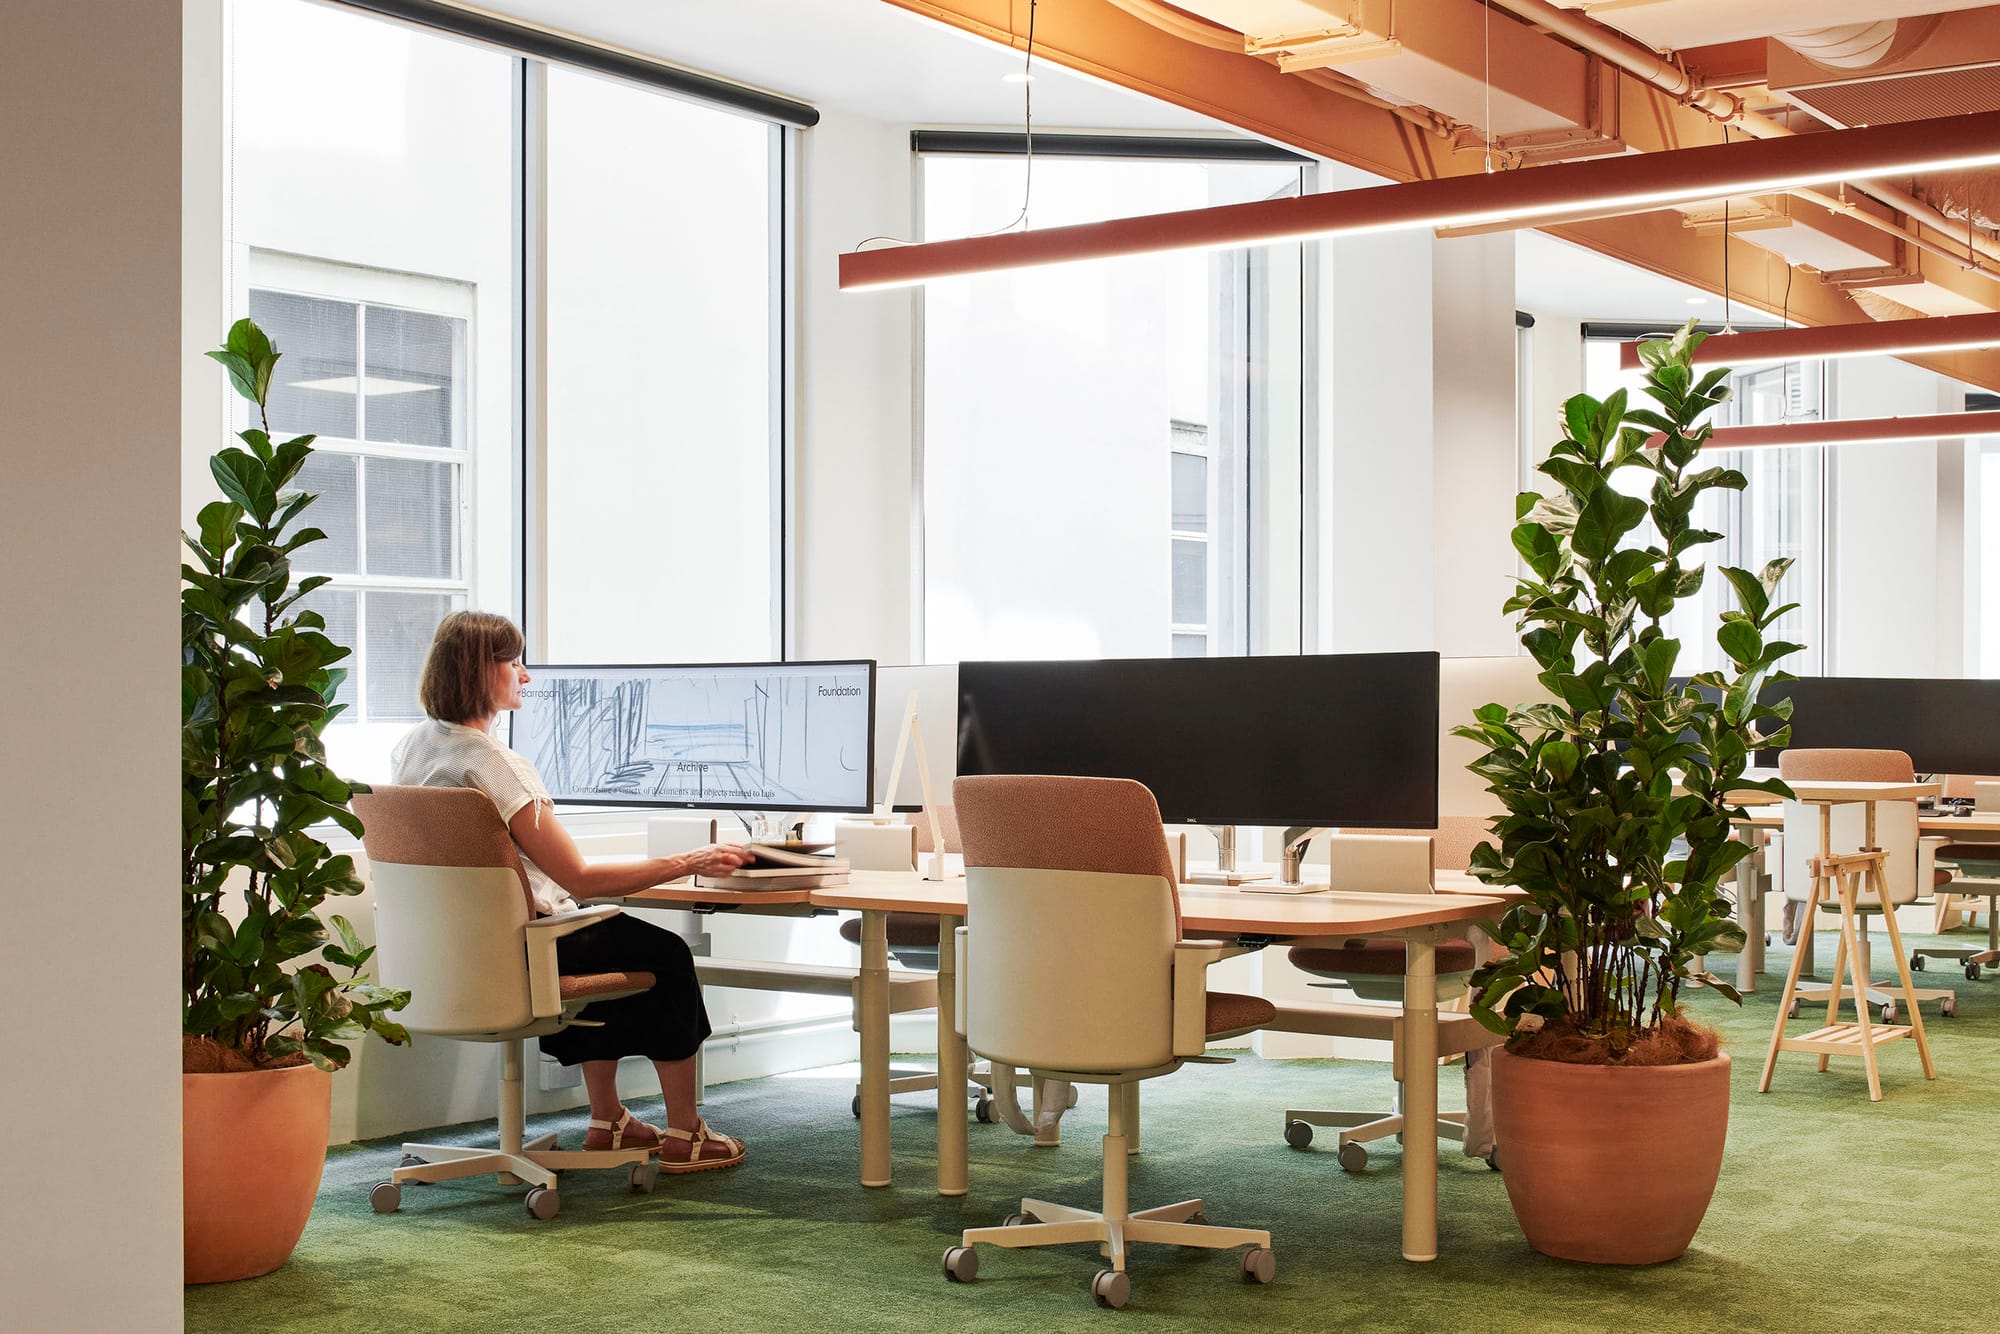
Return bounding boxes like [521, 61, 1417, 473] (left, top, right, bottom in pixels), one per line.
[1686, 296, 1710, 305]
[1002, 71, 1034, 84]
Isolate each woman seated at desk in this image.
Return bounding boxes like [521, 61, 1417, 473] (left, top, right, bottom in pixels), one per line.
[391, 610, 751, 1172]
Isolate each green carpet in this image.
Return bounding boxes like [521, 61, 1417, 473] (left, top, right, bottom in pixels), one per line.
[189, 930, 2000, 1332]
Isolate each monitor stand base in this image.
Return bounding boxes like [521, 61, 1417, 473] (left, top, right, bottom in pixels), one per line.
[1187, 869, 1271, 886]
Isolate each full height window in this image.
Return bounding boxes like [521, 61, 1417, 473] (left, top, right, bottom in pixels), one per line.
[919, 148, 1308, 662]
[228, 0, 789, 779]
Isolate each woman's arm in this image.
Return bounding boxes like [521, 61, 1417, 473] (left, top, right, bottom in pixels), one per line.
[507, 804, 753, 898]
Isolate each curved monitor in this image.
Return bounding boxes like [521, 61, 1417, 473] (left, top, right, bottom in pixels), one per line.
[510, 661, 875, 812]
[955, 652, 1439, 829]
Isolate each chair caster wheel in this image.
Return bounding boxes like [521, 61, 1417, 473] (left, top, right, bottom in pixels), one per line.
[1091, 1269, 1130, 1308]
[1066, 1085, 1081, 1110]
[942, 1246, 979, 1283]
[1240, 1246, 1276, 1285]
[628, 1161, 658, 1194]
[1943, 997, 1959, 1017]
[1337, 1142, 1369, 1173]
[1912, 954, 1927, 971]
[1284, 1119, 1314, 1149]
[851, 1095, 862, 1119]
[524, 1187, 559, 1220]
[1185, 1211, 1206, 1227]
[974, 1095, 996, 1124]
[1968, 963, 1983, 982]
[1002, 1211, 1037, 1227]
[369, 1181, 401, 1214]
[1788, 999, 1801, 1018]
[1880, 1003, 1897, 1024]
[399, 1153, 426, 1171]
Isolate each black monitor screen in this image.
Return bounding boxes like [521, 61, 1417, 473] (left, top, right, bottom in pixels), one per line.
[1768, 676, 2000, 776]
[955, 652, 1439, 829]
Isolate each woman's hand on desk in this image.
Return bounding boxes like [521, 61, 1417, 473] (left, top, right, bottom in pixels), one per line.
[681, 844, 754, 877]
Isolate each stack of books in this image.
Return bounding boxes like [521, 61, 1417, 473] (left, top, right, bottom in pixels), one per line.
[695, 842, 850, 891]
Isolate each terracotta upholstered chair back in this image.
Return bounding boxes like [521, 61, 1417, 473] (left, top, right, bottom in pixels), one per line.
[1942, 774, 2000, 801]
[353, 785, 545, 1035]
[953, 774, 1182, 934]
[352, 784, 534, 914]
[908, 803, 963, 854]
[1776, 749, 1925, 907]
[952, 774, 1186, 1071]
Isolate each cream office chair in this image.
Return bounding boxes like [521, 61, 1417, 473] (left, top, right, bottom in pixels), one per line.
[942, 775, 1278, 1309]
[355, 786, 663, 1220]
[1281, 823, 1496, 1170]
[1914, 775, 2000, 981]
[1777, 750, 1957, 1020]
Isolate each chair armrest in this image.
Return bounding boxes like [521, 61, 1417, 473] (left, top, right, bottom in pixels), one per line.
[1170, 940, 1248, 1057]
[524, 906, 622, 1018]
[1918, 836, 1946, 895]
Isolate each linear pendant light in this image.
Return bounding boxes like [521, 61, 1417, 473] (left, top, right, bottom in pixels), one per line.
[1699, 410, 2000, 450]
[841, 109, 2000, 292]
[1620, 311, 2000, 371]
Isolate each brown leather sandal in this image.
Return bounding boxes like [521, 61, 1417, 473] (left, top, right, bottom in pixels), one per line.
[658, 1119, 746, 1173]
[583, 1108, 664, 1153]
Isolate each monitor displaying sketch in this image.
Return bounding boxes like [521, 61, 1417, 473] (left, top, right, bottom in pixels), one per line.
[510, 661, 876, 812]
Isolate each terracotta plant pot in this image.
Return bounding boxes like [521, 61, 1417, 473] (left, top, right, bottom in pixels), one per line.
[183, 1063, 332, 1284]
[1491, 1048, 1731, 1265]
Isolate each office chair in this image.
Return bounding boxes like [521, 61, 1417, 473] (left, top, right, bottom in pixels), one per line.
[1909, 776, 2000, 981]
[941, 775, 1277, 1309]
[354, 786, 663, 1220]
[1280, 823, 1496, 1170]
[1776, 750, 1957, 1020]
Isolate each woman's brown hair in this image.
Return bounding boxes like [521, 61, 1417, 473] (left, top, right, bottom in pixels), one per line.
[419, 611, 525, 723]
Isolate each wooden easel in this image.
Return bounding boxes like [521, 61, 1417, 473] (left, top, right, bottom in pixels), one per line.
[1759, 793, 1937, 1102]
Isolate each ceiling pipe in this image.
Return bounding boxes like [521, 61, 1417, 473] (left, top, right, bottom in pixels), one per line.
[1483, 0, 1741, 120]
[1795, 187, 1993, 281]
[1487, 0, 2000, 272]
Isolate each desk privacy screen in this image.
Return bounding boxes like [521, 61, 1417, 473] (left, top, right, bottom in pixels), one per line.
[1763, 675, 2000, 776]
[511, 661, 876, 811]
[955, 652, 1440, 828]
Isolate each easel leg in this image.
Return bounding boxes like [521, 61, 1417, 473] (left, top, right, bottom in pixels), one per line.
[1761, 862, 1826, 1093]
[1839, 871, 1883, 1102]
[1819, 894, 1849, 1075]
[1873, 862, 1936, 1080]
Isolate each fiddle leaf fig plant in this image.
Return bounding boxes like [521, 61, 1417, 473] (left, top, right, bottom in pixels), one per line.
[182, 318, 410, 1072]
[1455, 321, 1800, 1058]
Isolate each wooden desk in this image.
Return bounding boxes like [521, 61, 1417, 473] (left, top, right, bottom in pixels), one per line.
[812, 872, 1508, 1264]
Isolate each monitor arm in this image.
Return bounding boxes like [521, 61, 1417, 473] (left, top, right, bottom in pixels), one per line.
[1279, 826, 1329, 886]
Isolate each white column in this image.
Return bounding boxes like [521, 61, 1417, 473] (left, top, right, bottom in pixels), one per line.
[0, 1, 188, 1323]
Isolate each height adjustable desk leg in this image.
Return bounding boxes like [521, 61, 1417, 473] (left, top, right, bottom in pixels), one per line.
[858, 909, 893, 1188]
[936, 912, 968, 1197]
[1401, 928, 1440, 1263]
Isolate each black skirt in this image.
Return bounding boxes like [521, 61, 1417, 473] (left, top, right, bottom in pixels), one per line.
[538, 913, 713, 1066]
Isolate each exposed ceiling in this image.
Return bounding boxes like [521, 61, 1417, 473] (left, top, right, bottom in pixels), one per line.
[879, 0, 2000, 389]
[477, 0, 1232, 130]
[469, 0, 2000, 387]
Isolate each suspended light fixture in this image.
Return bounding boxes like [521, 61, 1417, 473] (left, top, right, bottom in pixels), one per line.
[1697, 410, 2000, 450]
[1622, 311, 2000, 372]
[841, 109, 2000, 292]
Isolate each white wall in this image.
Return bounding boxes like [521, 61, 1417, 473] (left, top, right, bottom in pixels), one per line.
[793, 109, 918, 662]
[1827, 358, 1964, 676]
[0, 2, 185, 1324]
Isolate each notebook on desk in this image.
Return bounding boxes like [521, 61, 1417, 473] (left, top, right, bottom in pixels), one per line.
[695, 866, 850, 891]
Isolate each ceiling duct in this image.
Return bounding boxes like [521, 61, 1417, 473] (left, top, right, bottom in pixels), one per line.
[1769, 10, 2000, 127]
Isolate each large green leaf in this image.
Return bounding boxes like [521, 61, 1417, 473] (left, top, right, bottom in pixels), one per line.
[1571, 486, 1648, 562]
